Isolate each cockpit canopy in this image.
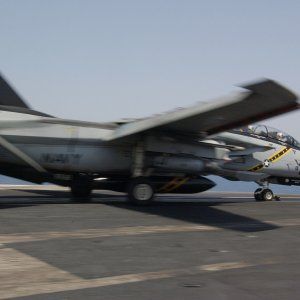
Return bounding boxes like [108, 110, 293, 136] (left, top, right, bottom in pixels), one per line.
[233, 125, 300, 148]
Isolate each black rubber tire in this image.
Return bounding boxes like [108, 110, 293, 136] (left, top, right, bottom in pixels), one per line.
[71, 183, 92, 202]
[127, 177, 155, 206]
[261, 189, 274, 201]
[70, 175, 93, 202]
[254, 188, 263, 201]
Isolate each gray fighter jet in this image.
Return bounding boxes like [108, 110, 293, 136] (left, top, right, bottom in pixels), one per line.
[0, 73, 298, 204]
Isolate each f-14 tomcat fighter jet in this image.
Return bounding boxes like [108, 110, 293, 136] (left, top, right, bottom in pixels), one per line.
[0, 74, 299, 204]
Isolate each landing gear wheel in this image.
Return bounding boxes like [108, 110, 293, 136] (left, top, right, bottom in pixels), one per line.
[261, 189, 274, 201]
[70, 174, 93, 203]
[254, 188, 263, 201]
[71, 185, 92, 199]
[127, 177, 155, 206]
[71, 185, 92, 202]
[254, 188, 274, 202]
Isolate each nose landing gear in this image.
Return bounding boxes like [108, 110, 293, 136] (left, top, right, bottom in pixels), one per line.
[254, 179, 282, 201]
[254, 188, 274, 201]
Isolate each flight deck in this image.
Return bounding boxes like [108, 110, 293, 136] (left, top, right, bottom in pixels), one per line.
[0, 186, 300, 299]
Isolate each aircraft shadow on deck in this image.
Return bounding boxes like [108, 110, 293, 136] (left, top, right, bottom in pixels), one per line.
[0, 188, 279, 233]
[103, 202, 278, 233]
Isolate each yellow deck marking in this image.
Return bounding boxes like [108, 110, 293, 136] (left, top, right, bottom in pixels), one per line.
[1, 218, 300, 245]
[0, 225, 219, 244]
[0, 218, 299, 298]
[0, 248, 81, 299]
[0, 255, 278, 299]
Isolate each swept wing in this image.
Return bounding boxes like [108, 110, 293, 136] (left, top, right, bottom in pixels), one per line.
[106, 79, 298, 141]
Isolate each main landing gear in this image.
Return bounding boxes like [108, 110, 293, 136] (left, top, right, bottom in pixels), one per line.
[127, 142, 156, 206]
[70, 175, 93, 202]
[127, 177, 155, 206]
[254, 187, 280, 201]
[71, 184, 92, 199]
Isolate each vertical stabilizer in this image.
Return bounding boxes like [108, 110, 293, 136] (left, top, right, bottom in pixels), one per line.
[0, 73, 30, 108]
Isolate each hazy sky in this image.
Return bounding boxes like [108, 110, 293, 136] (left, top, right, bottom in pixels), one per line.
[0, 0, 300, 137]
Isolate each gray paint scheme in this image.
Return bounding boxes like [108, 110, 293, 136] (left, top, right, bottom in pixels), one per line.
[0, 74, 299, 195]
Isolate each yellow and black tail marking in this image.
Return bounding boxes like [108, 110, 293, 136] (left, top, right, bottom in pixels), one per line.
[248, 146, 292, 172]
[159, 177, 190, 193]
